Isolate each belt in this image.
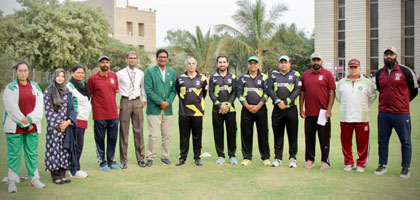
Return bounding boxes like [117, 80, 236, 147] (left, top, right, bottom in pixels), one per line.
[121, 96, 140, 101]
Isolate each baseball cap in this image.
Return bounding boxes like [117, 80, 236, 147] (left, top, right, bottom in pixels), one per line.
[310, 52, 323, 60]
[98, 55, 110, 62]
[278, 55, 290, 62]
[383, 46, 398, 55]
[348, 59, 360, 67]
[247, 56, 259, 63]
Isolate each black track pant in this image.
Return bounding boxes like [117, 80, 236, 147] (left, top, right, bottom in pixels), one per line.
[178, 115, 202, 160]
[240, 105, 270, 160]
[304, 116, 331, 164]
[272, 106, 298, 160]
[212, 111, 237, 158]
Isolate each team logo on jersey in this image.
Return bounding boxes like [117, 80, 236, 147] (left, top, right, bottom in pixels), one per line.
[257, 80, 261, 85]
[318, 75, 323, 80]
[179, 80, 184, 84]
[358, 86, 363, 91]
[395, 73, 401, 81]
[110, 78, 115, 84]
[213, 79, 217, 83]
[364, 126, 369, 131]
[228, 79, 232, 84]
[289, 75, 293, 80]
[196, 80, 200, 86]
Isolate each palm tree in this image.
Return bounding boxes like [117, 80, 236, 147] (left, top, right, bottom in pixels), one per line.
[215, 0, 287, 70]
[172, 26, 217, 74]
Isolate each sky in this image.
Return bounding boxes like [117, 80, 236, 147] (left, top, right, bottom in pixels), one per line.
[0, 0, 314, 48]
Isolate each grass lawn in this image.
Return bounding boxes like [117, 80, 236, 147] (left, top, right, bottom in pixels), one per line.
[0, 93, 419, 199]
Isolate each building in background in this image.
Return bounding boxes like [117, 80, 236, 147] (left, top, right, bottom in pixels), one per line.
[72, 0, 156, 52]
[315, 0, 419, 78]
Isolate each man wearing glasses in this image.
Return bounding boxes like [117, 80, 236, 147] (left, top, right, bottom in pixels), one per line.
[144, 49, 177, 167]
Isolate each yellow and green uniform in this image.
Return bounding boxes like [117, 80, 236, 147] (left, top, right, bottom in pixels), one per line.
[175, 71, 207, 116]
[209, 70, 237, 158]
[175, 71, 207, 160]
[236, 70, 270, 160]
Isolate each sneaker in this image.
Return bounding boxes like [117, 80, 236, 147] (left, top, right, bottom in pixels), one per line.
[68, 170, 88, 178]
[374, 164, 387, 175]
[289, 158, 297, 168]
[216, 157, 225, 165]
[271, 159, 282, 167]
[160, 158, 171, 165]
[176, 158, 186, 166]
[145, 160, 153, 167]
[100, 165, 110, 172]
[8, 181, 17, 193]
[230, 157, 238, 165]
[356, 166, 365, 173]
[138, 161, 146, 167]
[29, 179, 45, 189]
[304, 160, 315, 169]
[195, 159, 203, 166]
[241, 159, 252, 166]
[343, 164, 354, 171]
[109, 164, 120, 170]
[320, 162, 330, 170]
[120, 163, 127, 169]
[263, 159, 271, 166]
[400, 168, 410, 178]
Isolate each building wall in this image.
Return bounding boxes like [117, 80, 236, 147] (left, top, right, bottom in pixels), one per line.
[345, 0, 368, 76]
[415, 0, 420, 75]
[378, 0, 402, 68]
[314, 0, 336, 71]
[72, 0, 156, 52]
[114, 7, 156, 52]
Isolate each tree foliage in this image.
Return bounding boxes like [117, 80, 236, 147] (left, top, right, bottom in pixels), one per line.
[215, 0, 287, 69]
[1, 0, 109, 71]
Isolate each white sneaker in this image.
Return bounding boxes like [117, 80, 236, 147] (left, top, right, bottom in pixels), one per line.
[8, 181, 17, 193]
[69, 170, 88, 178]
[356, 166, 365, 173]
[343, 165, 353, 171]
[271, 159, 282, 167]
[29, 179, 45, 189]
[216, 157, 225, 165]
[289, 158, 297, 168]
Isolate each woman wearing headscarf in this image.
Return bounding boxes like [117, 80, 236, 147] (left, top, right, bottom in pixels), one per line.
[3, 61, 45, 193]
[66, 65, 91, 178]
[44, 68, 77, 184]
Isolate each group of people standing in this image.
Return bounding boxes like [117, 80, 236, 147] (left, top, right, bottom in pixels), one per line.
[3, 46, 418, 193]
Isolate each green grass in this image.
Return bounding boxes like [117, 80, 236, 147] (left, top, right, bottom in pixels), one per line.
[1, 94, 420, 199]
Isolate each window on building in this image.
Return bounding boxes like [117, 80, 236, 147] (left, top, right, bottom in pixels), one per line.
[138, 23, 145, 36]
[369, 0, 378, 72]
[404, 0, 414, 69]
[127, 22, 133, 36]
[337, 0, 345, 78]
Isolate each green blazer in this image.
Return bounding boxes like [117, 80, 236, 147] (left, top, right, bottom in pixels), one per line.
[144, 65, 177, 115]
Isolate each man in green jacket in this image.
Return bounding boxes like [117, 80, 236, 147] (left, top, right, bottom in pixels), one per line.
[144, 49, 177, 167]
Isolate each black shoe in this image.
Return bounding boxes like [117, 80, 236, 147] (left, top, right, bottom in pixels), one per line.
[374, 164, 387, 175]
[176, 158, 186, 166]
[145, 160, 153, 167]
[195, 159, 203, 166]
[160, 158, 171, 165]
[138, 161, 146, 168]
[120, 163, 127, 169]
[400, 168, 410, 178]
